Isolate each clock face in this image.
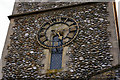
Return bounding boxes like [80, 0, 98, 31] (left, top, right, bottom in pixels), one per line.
[37, 17, 79, 48]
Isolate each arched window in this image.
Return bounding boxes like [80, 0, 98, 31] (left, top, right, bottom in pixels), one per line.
[50, 35, 63, 69]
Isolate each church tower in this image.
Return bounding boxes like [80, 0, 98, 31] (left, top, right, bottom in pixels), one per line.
[1, 0, 120, 79]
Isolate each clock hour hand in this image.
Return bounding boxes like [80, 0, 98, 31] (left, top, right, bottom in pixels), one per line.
[56, 32, 63, 40]
[51, 30, 63, 40]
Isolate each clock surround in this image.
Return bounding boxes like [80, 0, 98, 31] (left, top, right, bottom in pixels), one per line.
[37, 16, 79, 48]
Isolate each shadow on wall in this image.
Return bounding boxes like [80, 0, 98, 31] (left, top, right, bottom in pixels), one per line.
[118, 1, 120, 47]
[0, 59, 2, 79]
[118, 1, 120, 34]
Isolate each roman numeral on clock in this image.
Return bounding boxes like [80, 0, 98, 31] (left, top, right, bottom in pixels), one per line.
[40, 36, 46, 42]
[70, 25, 77, 32]
[64, 18, 68, 23]
[67, 22, 75, 26]
[49, 20, 54, 25]
[56, 18, 61, 22]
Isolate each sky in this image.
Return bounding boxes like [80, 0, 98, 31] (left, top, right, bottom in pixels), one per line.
[0, 0, 119, 59]
[0, 0, 15, 59]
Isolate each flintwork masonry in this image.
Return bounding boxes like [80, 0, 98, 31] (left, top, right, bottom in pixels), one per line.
[2, 2, 120, 79]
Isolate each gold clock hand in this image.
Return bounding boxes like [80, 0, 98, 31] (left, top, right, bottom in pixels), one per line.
[56, 32, 60, 37]
[56, 31, 63, 40]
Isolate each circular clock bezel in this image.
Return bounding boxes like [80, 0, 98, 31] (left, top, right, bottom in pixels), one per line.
[37, 16, 79, 48]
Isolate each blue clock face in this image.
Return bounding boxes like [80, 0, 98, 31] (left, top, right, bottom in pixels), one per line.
[37, 17, 79, 48]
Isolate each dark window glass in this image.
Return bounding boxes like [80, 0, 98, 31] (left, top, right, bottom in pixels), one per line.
[50, 36, 63, 69]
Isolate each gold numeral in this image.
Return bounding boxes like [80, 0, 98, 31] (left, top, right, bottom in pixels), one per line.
[56, 18, 61, 22]
[49, 20, 53, 25]
[70, 25, 77, 29]
[40, 36, 46, 42]
[64, 18, 68, 23]
[70, 25, 77, 32]
[67, 22, 74, 26]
